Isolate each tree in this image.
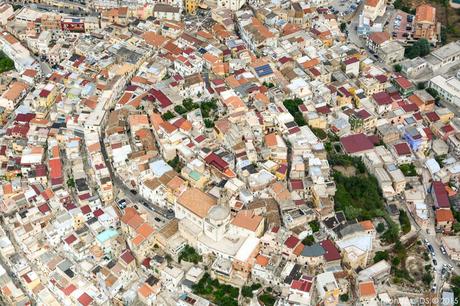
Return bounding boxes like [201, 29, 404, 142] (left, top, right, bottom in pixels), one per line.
[309, 220, 320, 233]
[453, 222, 460, 233]
[339, 294, 349, 302]
[417, 82, 426, 90]
[0, 52, 14, 73]
[204, 118, 214, 128]
[162, 111, 175, 121]
[422, 273, 433, 285]
[67, 176, 75, 188]
[394, 64, 402, 72]
[302, 235, 315, 246]
[311, 127, 327, 140]
[399, 210, 411, 234]
[399, 163, 417, 176]
[452, 276, 460, 304]
[340, 22, 347, 33]
[405, 39, 431, 59]
[376, 222, 385, 233]
[174, 105, 187, 114]
[178, 245, 202, 264]
[374, 250, 389, 263]
[242, 283, 261, 298]
[283, 98, 306, 126]
[381, 223, 400, 243]
[259, 293, 276, 306]
[183, 98, 199, 111]
[263, 81, 274, 88]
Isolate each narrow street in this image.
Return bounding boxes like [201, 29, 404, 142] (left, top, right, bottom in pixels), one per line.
[0, 218, 36, 305]
[99, 129, 171, 218]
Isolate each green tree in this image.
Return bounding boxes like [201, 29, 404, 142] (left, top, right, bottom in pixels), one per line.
[259, 293, 276, 306]
[417, 82, 426, 90]
[162, 111, 175, 121]
[309, 220, 320, 233]
[67, 177, 75, 188]
[204, 118, 214, 128]
[339, 294, 349, 302]
[405, 39, 431, 59]
[242, 283, 261, 298]
[399, 210, 411, 234]
[422, 273, 433, 285]
[376, 222, 385, 233]
[453, 222, 460, 233]
[0, 52, 14, 73]
[302, 235, 315, 246]
[174, 105, 187, 114]
[399, 163, 417, 176]
[283, 98, 306, 126]
[340, 22, 347, 33]
[394, 64, 402, 72]
[374, 250, 389, 263]
[183, 98, 199, 111]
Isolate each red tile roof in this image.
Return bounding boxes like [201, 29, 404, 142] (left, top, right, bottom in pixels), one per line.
[78, 293, 93, 306]
[426, 111, 440, 122]
[62, 284, 77, 296]
[340, 133, 374, 154]
[432, 181, 450, 209]
[290, 278, 312, 292]
[394, 76, 413, 89]
[320, 240, 341, 262]
[64, 234, 77, 245]
[435, 209, 454, 223]
[80, 205, 91, 215]
[372, 92, 392, 105]
[284, 235, 300, 249]
[394, 142, 411, 156]
[121, 249, 135, 264]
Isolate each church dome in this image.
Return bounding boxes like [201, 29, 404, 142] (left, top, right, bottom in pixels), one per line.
[207, 205, 230, 222]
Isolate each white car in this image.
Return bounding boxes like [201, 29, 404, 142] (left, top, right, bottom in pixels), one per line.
[440, 246, 447, 255]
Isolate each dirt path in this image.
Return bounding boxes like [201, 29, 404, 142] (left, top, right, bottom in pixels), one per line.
[333, 165, 356, 177]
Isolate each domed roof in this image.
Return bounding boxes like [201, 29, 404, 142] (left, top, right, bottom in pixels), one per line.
[207, 205, 230, 221]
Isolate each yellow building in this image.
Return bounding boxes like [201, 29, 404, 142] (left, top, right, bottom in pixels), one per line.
[37, 83, 58, 108]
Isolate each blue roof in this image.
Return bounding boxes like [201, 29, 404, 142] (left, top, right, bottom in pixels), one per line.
[255, 64, 273, 77]
[96, 229, 118, 244]
[149, 159, 173, 177]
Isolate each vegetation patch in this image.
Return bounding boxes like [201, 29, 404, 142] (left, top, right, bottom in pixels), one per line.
[283, 98, 306, 126]
[0, 51, 14, 73]
[399, 163, 417, 177]
[330, 154, 399, 243]
[192, 273, 239, 306]
[241, 283, 262, 298]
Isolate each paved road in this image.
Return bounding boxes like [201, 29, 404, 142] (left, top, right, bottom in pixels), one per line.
[401, 194, 459, 294]
[0, 218, 35, 305]
[347, 1, 364, 48]
[99, 129, 172, 219]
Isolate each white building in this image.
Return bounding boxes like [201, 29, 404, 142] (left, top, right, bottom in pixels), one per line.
[363, 0, 386, 22]
[429, 73, 460, 107]
[0, 32, 38, 73]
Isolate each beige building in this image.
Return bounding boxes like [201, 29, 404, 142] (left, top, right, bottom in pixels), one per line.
[363, 0, 386, 21]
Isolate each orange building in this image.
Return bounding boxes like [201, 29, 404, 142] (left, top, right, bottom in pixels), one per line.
[414, 5, 437, 42]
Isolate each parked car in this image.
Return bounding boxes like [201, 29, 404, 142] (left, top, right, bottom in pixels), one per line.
[117, 199, 127, 209]
[428, 244, 435, 254]
[433, 258, 438, 266]
[441, 246, 447, 255]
